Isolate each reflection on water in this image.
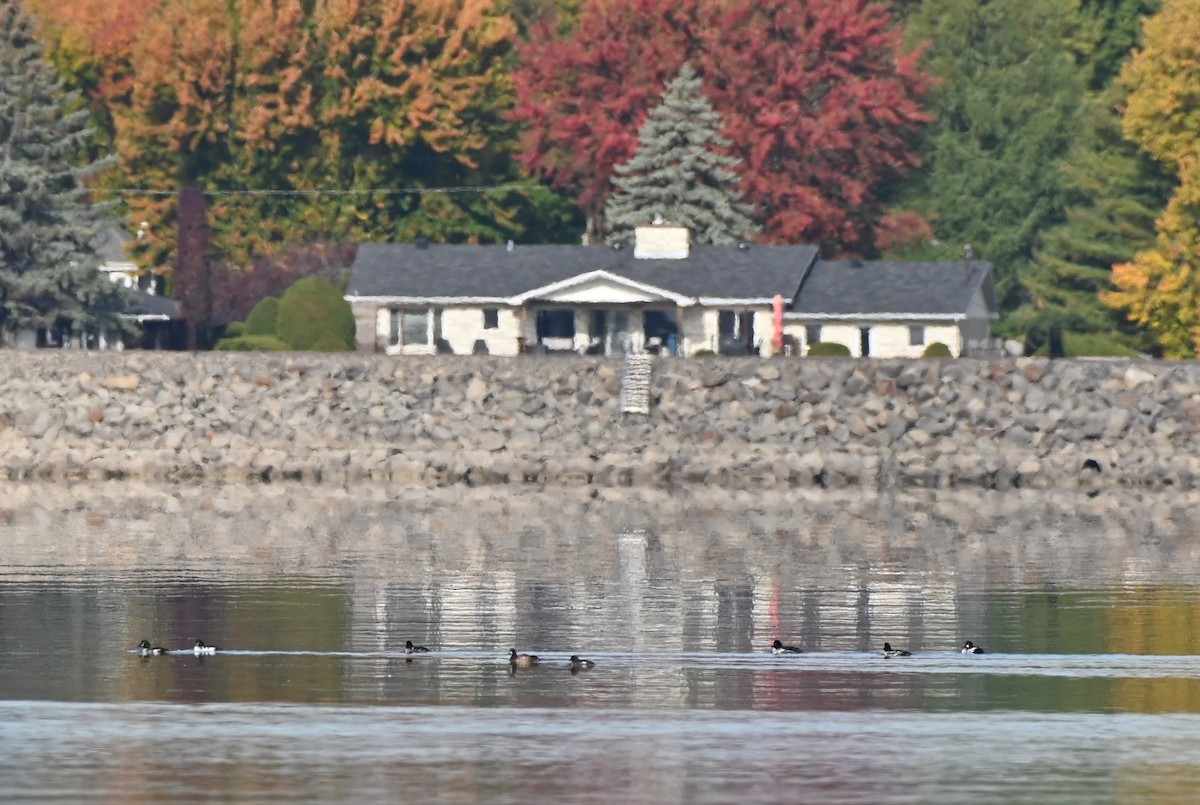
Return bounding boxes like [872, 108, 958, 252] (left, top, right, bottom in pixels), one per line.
[3, 483, 1200, 803]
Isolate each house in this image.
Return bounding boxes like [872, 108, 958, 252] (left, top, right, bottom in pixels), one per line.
[91, 227, 184, 350]
[783, 258, 997, 357]
[345, 223, 817, 357]
[343, 222, 997, 358]
[10, 227, 183, 350]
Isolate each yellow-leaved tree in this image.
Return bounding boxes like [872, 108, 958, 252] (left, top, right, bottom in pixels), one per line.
[1105, 0, 1200, 357]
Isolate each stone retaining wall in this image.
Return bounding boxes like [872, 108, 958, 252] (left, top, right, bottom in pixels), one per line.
[0, 351, 1196, 489]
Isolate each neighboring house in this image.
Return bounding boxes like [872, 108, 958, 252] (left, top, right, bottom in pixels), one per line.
[11, 227, 183, 349]
[783, 259, 997, 358]
[344, 222, 998, 358]
[92, 227, 184, 350]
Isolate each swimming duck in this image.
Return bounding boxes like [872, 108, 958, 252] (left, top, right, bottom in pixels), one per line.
[509, 648, 539, 668]
[138, 640, 170, 656]
[961, 641, 985, 654]
[772, 639, 802, 655]
[569, 655, 595, 671]
[193, 640, 220, 655]
[881, 642, 911, 658]
[405, 640, 430, 654]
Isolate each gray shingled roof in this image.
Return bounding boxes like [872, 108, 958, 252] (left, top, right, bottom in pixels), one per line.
[346, 242, 820, 301]
[788, 259, 995, 317]
[91, 227, 133, 264]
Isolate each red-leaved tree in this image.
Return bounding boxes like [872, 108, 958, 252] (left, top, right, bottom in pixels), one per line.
[512, 0, 932, 253]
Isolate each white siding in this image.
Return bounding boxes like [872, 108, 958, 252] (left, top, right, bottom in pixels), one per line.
[785, 320, 965, 357]
[440, 306, 521, 356]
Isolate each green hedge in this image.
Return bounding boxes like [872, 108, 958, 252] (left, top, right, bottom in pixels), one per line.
[214, 334, 291, 351]
[276, 277, 355, 351]
[245, 296, 281, 336]
[922, 342, 953, 358]
[807, 341, 851, 357]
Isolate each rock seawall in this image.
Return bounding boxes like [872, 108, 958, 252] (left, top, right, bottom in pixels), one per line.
[0, 352, 1195, 489]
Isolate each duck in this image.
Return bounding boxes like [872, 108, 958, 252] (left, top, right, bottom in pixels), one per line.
[405, 640, 430, 654]
[881, 642, 911, 658]
[569, 655, 595, 671]
[771, 639, 802, 655]
[193, 640, 220, 655]
[509, 648, 539, 668]
[961, 641, 985, 654]
[138, 640, 170, 657]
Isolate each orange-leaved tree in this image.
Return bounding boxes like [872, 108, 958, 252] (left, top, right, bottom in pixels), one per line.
[47, 0, 526, 268]
[1105, 0, 1200, 356]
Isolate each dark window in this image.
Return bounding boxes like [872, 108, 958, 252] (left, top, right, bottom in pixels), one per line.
[535, 309, 575, 340]
[909, 325, 925, 346]
[805, 325, 821, 345]
[483, 308, 499, 329]
[859, 327, 871, 357]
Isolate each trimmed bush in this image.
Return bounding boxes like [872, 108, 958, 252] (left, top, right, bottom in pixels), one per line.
[214, 334, 290, 351]
[276, 277, 355, 351]
[222, 321, 246, 339]
[692, 348, 716, 357]
[311, 335, 353, 352]
[1030, 332, 1139, 358]
[245, 296, 281, 336]
[922, 342, 953, 358]
[807, 342, 851, 357]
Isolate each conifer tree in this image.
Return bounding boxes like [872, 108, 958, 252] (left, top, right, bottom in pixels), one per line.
[605, 64, 755, 244]
[898, 0, 1088, 311]
[0, 0, 128, 343]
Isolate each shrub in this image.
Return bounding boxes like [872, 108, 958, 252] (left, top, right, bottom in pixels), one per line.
[922, 342, 953, 358]
[276, 277, 355, 351]
[807, 341, 851, 357]
[214, 334, 290, 351]
[245, 296, 281, 336]
[692, 348, 716, 357]
[311, 335, 353, 352]
[222, 321, 246, 339]
[1065, 332, 1139, 358]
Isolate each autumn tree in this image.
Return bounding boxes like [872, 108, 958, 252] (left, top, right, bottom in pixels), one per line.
[513, 0, 931, 252]
[1104, 0, 1200, 356]
[49, 0, 572, 274]
[605, 64, 755, 244]
[0, 0, 130, 342]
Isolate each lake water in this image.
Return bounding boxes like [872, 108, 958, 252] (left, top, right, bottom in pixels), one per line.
[2, 483, 1200, 803]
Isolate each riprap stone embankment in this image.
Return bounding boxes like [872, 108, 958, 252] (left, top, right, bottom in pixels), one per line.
[0, 351, 1195, 490]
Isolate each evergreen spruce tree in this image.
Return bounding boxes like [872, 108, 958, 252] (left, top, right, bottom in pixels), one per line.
[0, 0, 127, 343]
[898, 0, 1088, 315]
[1014, 88, 1171, 355]
[605, 63, 756, 245]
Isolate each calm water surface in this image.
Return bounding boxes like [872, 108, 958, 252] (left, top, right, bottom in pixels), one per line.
[2, 484, 1200, 803]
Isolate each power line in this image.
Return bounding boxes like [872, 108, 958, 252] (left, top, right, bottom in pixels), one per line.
[103, 183, 535, 197]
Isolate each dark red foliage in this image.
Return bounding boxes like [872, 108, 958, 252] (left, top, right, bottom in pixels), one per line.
[512, 0, 932, 253]
[208, 242, 357, 326]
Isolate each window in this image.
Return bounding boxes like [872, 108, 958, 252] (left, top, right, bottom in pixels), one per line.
[805, 325, 821, 345]
[859, 327, 871, 357]
[535, 309, 575, 339]
[483, 308, 499, 330]
[388, 308, 439, 348]
[908, 325, 925, 346]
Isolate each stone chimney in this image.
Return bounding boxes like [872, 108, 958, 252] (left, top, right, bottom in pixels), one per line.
[634, 217, 690, 259]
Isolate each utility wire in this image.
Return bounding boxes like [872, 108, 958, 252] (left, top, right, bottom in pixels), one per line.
[102, 183, 534, 197]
